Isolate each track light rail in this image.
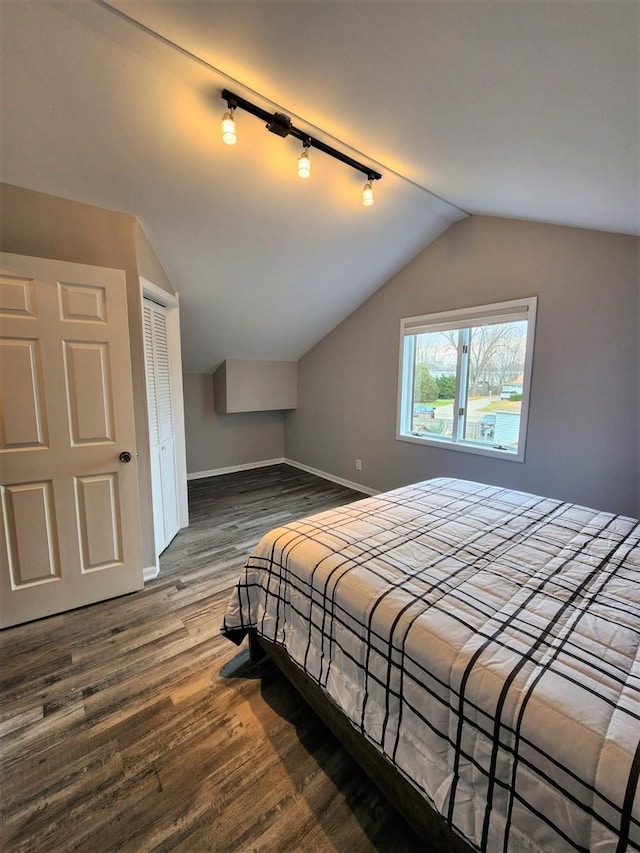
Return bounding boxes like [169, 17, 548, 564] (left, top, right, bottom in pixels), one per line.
[222, 89, 382, 182]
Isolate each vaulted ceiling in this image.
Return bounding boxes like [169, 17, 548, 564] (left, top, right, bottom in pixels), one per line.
[1, 1, 638, 372]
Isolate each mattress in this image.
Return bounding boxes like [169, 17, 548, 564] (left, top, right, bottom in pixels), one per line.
[222, 477, 640, 852]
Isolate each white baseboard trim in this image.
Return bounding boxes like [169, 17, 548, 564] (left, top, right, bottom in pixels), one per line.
[284, 458, 378, 496]
[143, 564, 160, 583]
[187, 458, 285, 481]
[186, 456, 377, 496]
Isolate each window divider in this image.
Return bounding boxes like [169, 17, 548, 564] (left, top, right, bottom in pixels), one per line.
[453, 327, 471, 442]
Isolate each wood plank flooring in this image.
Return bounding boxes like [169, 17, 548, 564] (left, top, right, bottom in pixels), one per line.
[0, 465, 423, 852]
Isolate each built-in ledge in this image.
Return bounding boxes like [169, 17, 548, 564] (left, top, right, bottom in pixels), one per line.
[213, 359, 297, 414]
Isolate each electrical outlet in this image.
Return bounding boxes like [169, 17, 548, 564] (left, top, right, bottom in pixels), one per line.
[355, 459, 362, 471]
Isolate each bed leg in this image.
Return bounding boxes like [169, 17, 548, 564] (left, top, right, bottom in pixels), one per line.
[248, 631, 268, 665]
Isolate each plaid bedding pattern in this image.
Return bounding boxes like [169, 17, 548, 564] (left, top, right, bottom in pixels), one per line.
[222, 478, 640, 852]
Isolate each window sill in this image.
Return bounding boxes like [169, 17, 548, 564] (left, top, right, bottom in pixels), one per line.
[396, 431, 525, 463]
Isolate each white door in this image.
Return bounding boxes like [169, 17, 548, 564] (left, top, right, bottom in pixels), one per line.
[143, 299, 179, 555]
[0, 253, 143, 628]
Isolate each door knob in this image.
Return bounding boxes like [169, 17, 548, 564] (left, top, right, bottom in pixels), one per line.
[119, 451, 133, 463]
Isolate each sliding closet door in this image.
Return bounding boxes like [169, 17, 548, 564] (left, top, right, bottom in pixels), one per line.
[143, 299, 179, 555]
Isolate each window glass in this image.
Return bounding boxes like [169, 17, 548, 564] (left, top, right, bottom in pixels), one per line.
[462, 320, 528, 451]
[410, 331, 458, 439]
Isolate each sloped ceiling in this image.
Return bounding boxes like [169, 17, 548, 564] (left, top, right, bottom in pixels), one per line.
[1, 1, 638, 372]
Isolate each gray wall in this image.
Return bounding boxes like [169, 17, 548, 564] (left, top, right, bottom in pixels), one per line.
[284, 216, 639, 517]
[135, 223, 176, 296]
[183, 373, 284, 475]
[0, 182, 175, 569]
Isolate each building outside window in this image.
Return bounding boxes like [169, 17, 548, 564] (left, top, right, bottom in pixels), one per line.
[397, 297, 537, 462]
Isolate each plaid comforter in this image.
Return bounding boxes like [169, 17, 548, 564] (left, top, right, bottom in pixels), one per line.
[222, 478, 640, 852]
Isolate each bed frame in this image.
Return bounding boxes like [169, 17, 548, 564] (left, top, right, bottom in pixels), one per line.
[250, 632, 475, 853]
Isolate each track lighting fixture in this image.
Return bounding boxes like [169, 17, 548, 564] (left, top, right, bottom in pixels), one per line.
[297, 143, 311, 179]
[221, 108, 236, 145]
[221, 89, 381, 205]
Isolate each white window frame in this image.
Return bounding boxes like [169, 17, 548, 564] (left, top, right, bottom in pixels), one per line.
[396, 297, 537, 462]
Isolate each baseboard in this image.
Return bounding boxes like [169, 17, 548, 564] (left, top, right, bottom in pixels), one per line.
[284, 458, 378, 496]
[187, 458, 285, 481]
[186, 456, 377, 496]
[143, 564, 160, 583]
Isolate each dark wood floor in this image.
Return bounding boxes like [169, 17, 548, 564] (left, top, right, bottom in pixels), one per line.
[0, 465, 423, 852]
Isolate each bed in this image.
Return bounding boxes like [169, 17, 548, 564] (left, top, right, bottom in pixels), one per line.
[222, 477, 640, 852]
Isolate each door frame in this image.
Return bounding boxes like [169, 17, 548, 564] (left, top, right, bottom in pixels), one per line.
[140, 277, 188, 579]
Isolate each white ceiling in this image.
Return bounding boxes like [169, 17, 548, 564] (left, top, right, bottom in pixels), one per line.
[1, 1, 638, 372]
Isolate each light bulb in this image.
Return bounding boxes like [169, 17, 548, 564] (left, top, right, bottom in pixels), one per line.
[362, 181, 374, 207]
[221, 110, 237, 145]
[298, 147, 311, 179]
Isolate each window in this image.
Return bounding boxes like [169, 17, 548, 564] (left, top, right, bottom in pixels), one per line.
[397, 297, 537, 461]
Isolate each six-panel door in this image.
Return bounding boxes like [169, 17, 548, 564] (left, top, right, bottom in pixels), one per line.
[0, 253, 143, 628]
